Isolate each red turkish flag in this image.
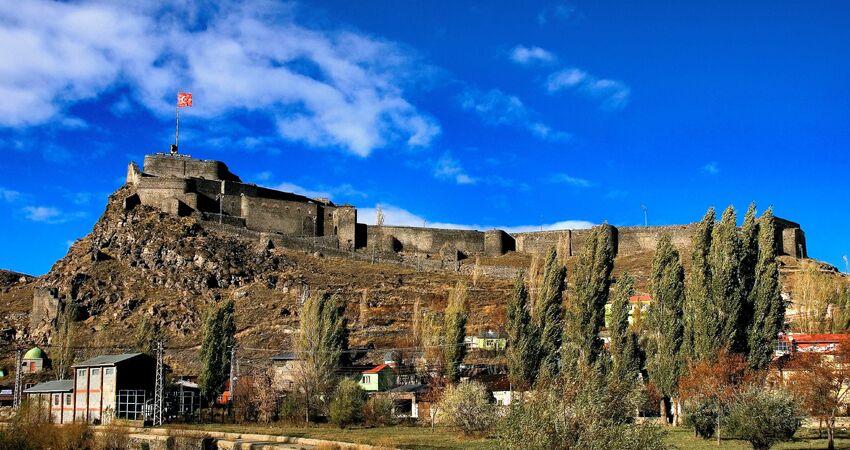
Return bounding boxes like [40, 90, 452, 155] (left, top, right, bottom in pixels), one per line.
[177, 92, 193, 107]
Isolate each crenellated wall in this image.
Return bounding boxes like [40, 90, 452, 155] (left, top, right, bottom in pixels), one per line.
[126, 154, 809, 262]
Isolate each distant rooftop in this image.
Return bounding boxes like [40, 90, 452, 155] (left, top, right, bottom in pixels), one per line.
[24, 379, 73, 393]
[72, 353, 144, 368]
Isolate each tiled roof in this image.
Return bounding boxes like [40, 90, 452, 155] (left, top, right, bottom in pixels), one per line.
[364, 363, 390, 374]
[72, 353, 144, 368]
[24, 379, 73, 393]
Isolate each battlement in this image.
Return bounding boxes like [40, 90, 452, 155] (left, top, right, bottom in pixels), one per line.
[124, 154, 809, 262]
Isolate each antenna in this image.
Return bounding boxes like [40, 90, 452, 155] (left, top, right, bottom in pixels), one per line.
[641, 204, 648, 227]
[13, 348, 22, 409]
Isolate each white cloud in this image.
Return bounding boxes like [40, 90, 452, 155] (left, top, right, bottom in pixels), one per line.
[538, 3, 577, 25]
[434, 152, 476, 185]
[270, 182, 332, 201]
[702, 162, 719, 175]
[0, 1, 439, 156]
[359, 204, 594, 232]
[459, 88, 570, 142]
[267, 180, 367, 201]
[23, 206, 60, 222]
[549, 173, 593, 187]
[509, 45, 556, 65]
[546, 68, 630, 111]
[0, 187, 21, 202]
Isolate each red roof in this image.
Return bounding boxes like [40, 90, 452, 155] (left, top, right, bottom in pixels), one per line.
[629, 295, 652, 303]
[786, 333, 849, 344]
[364, 363, 391, 374]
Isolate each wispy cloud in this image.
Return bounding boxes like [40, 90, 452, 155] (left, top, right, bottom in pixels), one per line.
[0, 1, 440, 156]
[263, 177, 368, 202]
[546, 68, 631, 111]
[434, 152, 476, 185]
[459, 88, 570, 142]
[360, 204, 594, 232]
[509, 45, 556, 65]
[0, 187, 21, 202]
[22, 206, 85, 224]
[549, 173, 593, 187]
[702, 162, 720, 175]
[537, 3, 577, 25]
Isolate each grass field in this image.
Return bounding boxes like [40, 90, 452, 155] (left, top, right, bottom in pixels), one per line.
[171, 423, 850, 449]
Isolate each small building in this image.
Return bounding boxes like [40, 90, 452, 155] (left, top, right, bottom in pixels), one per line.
[72, 353, 156, 423]
[470, 373, 514, 406]
[24, 379, 74, 424]
[468, 330, 507, 351]
[271, 352, 299, 392]
[21, 347, 47, 374]
[777, 333, 847, 355]
[604, 294, 652, 328]
[373, 383, 428, 419]
[359, 364, 395, 392]
[172, 379, 201, 419]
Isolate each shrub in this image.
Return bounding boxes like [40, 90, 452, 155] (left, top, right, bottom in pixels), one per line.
[684, 398, 717, 439]
[278, 395, 302, 423]
[725, 387, 800, 450]
[438, 381, 495, 435]
[363, 396, 394, 426]
[328, 379, 365, 428]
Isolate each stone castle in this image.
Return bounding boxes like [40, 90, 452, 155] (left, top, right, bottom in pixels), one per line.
[125, 153, 808, 262]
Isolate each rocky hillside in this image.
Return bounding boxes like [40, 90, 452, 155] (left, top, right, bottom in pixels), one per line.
[0, 184, 843, 375]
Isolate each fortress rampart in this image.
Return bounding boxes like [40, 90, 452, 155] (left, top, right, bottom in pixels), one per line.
[125, 154, 808, 262]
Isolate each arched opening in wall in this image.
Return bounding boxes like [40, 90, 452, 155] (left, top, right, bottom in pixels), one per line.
[333, 226, 338, 236]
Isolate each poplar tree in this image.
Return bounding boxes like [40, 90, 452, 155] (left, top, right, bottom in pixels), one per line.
[535, 247, 566, 380]
[563, 224, 616, 369]
[685, 207, 715, 361]
[443, 282, 469, 383]
[506, 272, 538, 388]
[199, 299, 236, 403]
[295, 293, 348, 421]
[609, 272, 641, 382]
[710, 206, 745, 354]
[739, 203, 759, 347]
[747, 207, 785, 369]
[646, 235, 685, 425]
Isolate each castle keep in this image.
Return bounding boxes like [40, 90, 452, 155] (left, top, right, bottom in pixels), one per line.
[126, 154, 808, 261]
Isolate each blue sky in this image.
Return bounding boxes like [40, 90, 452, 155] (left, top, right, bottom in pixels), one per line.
[1, 0, 849, 275]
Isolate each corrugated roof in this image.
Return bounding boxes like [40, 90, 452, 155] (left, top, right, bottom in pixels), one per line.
[24, 379, 73, 393]
[72, 353, 144, 368]
[364, 363, 391, 374]
[788, 333, 849, 343]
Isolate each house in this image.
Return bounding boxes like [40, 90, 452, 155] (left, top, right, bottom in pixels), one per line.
[372, 383, 429, 419]
[271, 352, 299, 392]
[359, 364, 395, 392]
[173, 379, 200, 418]
[21, 347, 48, 374]
[604, 295, 652, 328]
[23, 380, 74, 424]
[470, 373, 514, 406]
[776, 333, 847, 355]
[72, 353, 156, 423]
[467, 330, 507, 351]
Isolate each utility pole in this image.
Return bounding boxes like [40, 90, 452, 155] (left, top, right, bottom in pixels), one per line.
[13, 348, 22, 409]
[229, 344, 237, 416]
[153, 340, 164, 426]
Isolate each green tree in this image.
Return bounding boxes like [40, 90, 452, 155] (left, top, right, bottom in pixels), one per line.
[134, 316, 164, 356]
[563, 225, 616, 370]
[711, 206, 745, 354]
[726, 387, 800, 450]
[646, 235, 685, 426]
[609, 273, 642, 383]
[52, 302, 79, 380]
[747, 207, 785, 369]
[199, 299, 236, 403]
[506, 272, 538, 388]
[685, 207, 715, 362]
[328, 378, 365, 428]
[442, 282, 469, 384]
[534, 247, 566, 380]
[295, 293, 348, 422]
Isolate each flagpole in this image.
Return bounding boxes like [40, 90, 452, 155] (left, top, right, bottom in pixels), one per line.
[175, 104, 180, 150]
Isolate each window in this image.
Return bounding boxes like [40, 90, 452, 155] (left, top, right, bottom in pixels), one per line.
[77, 369, 86, 378]
[91, 368, 101, 376]
[53, 394, 60, 406]
[105, 368, 114, 376]
[116, 390, 146, 420]
[65, 394, 72, 406]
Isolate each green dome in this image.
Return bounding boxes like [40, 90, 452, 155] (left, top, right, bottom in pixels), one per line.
[23, 347, 44, 360]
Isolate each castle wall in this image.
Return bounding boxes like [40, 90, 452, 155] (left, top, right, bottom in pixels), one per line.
[333, 206, 357, 251]
[242, 195, 320, 236]
[367, 225, 486, 257]
[616, 225, 693, 254]
[484, 229, 515, 256]
[513, 230, 571, 255]
[143, 155, 241, 181]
